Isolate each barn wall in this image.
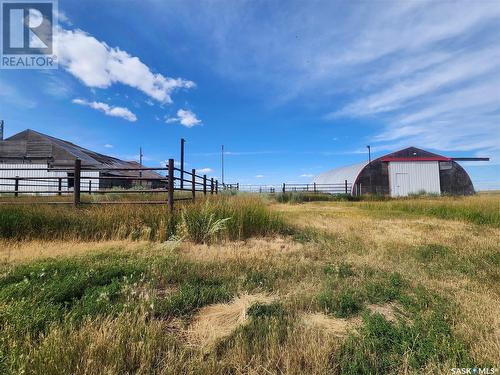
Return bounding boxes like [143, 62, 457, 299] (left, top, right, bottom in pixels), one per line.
[354, 160, 390, 195]
[388, 161, 441, 196]
[0, 163, 99, 195]
[439, 161, 474, 195]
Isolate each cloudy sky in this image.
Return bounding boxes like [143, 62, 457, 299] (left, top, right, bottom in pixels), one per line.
[1, 0, 499, 188]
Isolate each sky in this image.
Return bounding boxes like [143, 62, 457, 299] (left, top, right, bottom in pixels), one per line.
[1, 0, 499, 189]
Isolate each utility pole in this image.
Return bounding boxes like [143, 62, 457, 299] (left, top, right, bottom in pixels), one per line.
[221, 144, 225, 186]
[180, 138, 185, 189]
[139, 146, 143, 183]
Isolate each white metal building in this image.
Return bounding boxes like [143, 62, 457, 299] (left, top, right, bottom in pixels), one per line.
[0, 129, 163, 194]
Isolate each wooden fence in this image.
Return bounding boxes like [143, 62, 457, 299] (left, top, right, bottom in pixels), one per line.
[0, 158, 219, 211]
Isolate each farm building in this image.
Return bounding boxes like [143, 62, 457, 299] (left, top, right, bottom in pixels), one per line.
[313, 147, 487, 197]
[0, 129, 163, 194]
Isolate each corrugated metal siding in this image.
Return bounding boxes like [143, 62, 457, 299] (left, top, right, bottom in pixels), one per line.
[388, 161, 441, 197]
[313, 162, 367, 194]
[0, 164, 99, 194]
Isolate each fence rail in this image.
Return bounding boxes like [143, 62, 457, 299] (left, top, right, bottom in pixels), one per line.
[224, 181, 352, 195]
[0, 158, 219, 211]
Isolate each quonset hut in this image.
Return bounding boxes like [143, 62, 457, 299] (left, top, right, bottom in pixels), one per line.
[313, 147, 488, 197]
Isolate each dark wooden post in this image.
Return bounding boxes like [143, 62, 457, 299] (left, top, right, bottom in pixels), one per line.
[168, 158, 174, 212]
[345, 180, 348, 194]
[313, 182, 317, 193]
[210, 178, 214, 195]
[89, 180, 92, 195]
[58, 177, 62, 196]
[191, 169, 196, 202]
[73, 159, 81, 207]
[237, 183, 239, 191]
[203, 175, 207, 196]
[215, 180, 218, 194]
[14, 176, 19, 197]
[282, 183, 286, 193]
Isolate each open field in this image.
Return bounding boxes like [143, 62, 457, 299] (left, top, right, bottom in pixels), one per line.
[0, 194, 498, 374]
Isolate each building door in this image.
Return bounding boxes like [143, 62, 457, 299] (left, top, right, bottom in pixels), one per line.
[394, 173, 409, 197]
[388, 161, 441, 197]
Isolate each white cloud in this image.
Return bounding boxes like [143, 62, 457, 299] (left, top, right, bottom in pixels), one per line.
[300, 174, 314, 178]
[255, 174, 264, 178]
[165, 1, 499, 156]
[57, 28, 195, 103]
[165, 109, 202, 127]
[198, 168, 213, 174]
[333, 48, 500, 118]
[104, 144, 113, 148]
[56, 10, 72, 26]
[72, 98, 137, 122]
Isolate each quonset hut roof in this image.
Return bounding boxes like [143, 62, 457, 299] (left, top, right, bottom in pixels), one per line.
[312, 162, 367, 186]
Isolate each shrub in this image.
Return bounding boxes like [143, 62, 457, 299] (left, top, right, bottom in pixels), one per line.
[178, 201, 231, 244]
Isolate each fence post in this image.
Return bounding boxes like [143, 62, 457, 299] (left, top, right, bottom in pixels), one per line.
[313, 182, 317, 193]
[89, 180, 92, 195]
[210, 178, 214, 195]
[191, 169, 196, 202]
[168, 158, 174, 212]
[282, 183, 286, 193]
[345, 180, 348, 194]
[14, 176, 19, 197]
[203, 175, 207, 196]
[237, 183, 239, 191]
[58, 177, 62, 196]
[73, 159, 81, 207]
[215, 180, 218, 194]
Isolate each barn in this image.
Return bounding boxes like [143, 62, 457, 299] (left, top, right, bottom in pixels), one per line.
[313, 147, 487, 197]
[0, 129, 163, 194]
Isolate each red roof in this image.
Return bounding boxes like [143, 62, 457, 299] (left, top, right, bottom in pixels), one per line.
[380, 156, 451, 162]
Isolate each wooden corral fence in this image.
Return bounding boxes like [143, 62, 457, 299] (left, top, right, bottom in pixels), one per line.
[0, 158, 219, 211]
[224, 181, 352, 195]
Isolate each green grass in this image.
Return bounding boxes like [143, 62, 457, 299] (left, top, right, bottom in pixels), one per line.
[316, 265, 472, 374]
[317, 264, 407, 317]
[273, 192, 354, 203]
[358, 196, 500, 226]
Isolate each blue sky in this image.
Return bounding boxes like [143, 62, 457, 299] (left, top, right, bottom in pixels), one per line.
[1, 0, 499, 188]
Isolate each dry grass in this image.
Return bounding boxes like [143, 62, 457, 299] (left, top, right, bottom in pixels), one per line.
[273, 197, 500, 365]
[1, 194, 498, 374]
[0, 240, 151, 264]
[300, 312, 360, 337]
[187, 293, 274, 349]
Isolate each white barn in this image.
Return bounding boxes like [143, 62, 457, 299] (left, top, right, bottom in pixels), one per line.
[0, 129, 162, 195]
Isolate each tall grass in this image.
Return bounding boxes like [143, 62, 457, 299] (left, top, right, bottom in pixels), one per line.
[273, 192, 354, 203]
[0, 196, 291, 242]
[358, 195, 500, 226]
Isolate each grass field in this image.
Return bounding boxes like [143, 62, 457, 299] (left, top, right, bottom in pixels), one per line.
[0, 194, 498, 374]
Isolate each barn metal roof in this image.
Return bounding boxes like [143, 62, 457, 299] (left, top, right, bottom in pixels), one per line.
[0, 129, 162, 178]
[312, 162, 367, 185]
